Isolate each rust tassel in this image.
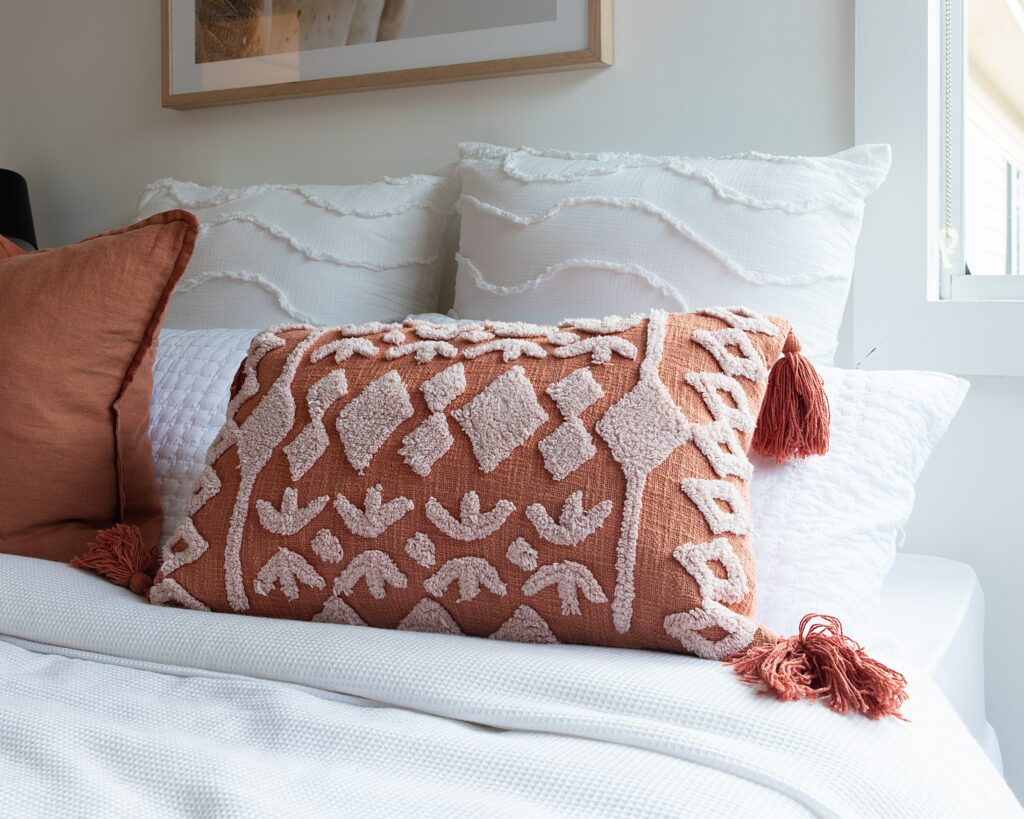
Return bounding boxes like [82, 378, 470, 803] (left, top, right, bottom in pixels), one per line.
[752, 329, 830, 461]
[69, 524, 157, 596]
[729, 614, 909, 720]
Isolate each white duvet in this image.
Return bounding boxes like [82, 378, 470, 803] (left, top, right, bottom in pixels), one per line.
[0, 555, 1019, 818]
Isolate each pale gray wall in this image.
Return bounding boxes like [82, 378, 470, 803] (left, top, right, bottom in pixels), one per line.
[2, 0, 1021, 797]
[0, 0, 852, 247]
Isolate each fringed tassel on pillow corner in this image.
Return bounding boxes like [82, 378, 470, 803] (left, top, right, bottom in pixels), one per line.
[752, 329, 830, 461]
[69, 523, 157, 596]
[728, 614, 909, 720]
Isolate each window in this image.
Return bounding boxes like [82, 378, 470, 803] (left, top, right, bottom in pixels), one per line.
[1010, 162, 1023, 275]
[853, 0, 1022, 375]
[944, 0, 1024, 299]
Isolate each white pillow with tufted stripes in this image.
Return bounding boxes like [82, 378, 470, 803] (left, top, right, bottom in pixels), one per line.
[453, 142, 891, 365]
[137, 175, 457, 330]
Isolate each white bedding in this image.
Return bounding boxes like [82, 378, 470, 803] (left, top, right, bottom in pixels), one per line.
[880, 553, 1001, 769]
[1, 555, 1019, 818]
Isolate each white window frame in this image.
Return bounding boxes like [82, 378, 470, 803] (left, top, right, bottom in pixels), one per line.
[854, 0, 1024, 376]
[1009, 162, 1023, 276]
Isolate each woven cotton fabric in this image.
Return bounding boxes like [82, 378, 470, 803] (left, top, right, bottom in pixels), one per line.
[153, 310, 789, 658]
[136, 175, 456, 330]
[0, 555, 1019, 818]
[454, 141, 892, 365]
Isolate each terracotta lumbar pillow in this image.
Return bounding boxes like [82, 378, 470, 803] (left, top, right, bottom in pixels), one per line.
[0, 210, 199, 563]
[83, 308, 905, 717]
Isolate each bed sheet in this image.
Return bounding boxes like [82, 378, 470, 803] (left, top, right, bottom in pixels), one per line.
[880, 552, 1000, 769]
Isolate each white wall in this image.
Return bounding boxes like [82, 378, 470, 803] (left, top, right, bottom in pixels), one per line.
[0, 0, 852, 248]
[3, 0, 1022, 798]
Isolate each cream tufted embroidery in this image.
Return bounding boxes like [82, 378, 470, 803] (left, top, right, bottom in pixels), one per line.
[673, 538, 749, 605]
[698, 306, 779, 336]
[683, 371, 755, 434]
[463, 338, 547, 362]
[565, 314, 647, 334]
[404, 532, 436, 568]
[420, 363, 466, 413]
[489, 605, 559, 644]
[521, 561, 608, 616]
[310, 529, 344, 564]
[692, 328, 768, 383]
[333, 485, 414, 538]
[595, 311, 691, 633]
[398, 598, 462, 634]
[545, 368, 604, 418]
[452, 367, 548, 474]
[680, 478, 751, 535]
[525, 491, 613, 547]
[254, 548, 326, 601]
[552, 335, 638, 365]
[312, 595, 366, 625]
[160, 518, 210, 577]
[334, 550, 408, 599]
[225, 328, 323, 612]
[506, 537, 539, 571]
[283, 369, 348, 481]
[256, 487, 330, 537]
[310, 337, 378, 364]
[385, 340, 458, 364]
[424, 557, 508, 602]
[335, 371, 414, 474]
[399, 413, 454, 477]
[690, 422, 753, 480]
[663, 601, 757, 660]
[425, 492, 515, 541]
[149, 579, 211, 611]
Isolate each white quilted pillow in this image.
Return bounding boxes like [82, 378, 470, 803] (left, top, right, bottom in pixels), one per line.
[150, 329, 256, 546]
[454, 142, 891, 364]
[150, 328, 967, 635]
[137, 175, 456, 330]
[751, 368, 968, 636]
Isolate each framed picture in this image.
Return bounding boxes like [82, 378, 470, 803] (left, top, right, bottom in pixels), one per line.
[162, 0, 612, 109]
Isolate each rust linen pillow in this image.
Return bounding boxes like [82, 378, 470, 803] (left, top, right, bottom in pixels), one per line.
[153, 309, 796, 657]
[0, 235, 26, 258]
[0, 210, 199, 562]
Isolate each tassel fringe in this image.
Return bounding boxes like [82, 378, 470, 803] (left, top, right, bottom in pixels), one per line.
[729, 614, 909, 720]
[752, 329, 830, 461]
[69, 524, 157, 596]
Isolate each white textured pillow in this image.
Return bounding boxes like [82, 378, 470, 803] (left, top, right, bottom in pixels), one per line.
[454, 142, 891, 364]
[751, 368, 968, 636]
[137, 176, 456, 329]
[150, 329, 256, 546]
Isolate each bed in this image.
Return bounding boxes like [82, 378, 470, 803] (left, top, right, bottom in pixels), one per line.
[1, 551, 1018, 817]
[3, 147, 1020, 816]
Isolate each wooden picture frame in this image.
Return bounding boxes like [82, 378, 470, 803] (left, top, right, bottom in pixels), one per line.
[162, 0, 612, 109]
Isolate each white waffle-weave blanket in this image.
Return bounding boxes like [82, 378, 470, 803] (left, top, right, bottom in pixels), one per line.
[0, 555, 1018, 818]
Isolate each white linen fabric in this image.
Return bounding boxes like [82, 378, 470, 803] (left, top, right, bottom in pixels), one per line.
[0, 555, 1019, 818]
[751, 368, 969, 637]
[453, 142, 891, 364]
[136, 175, 456, 329]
